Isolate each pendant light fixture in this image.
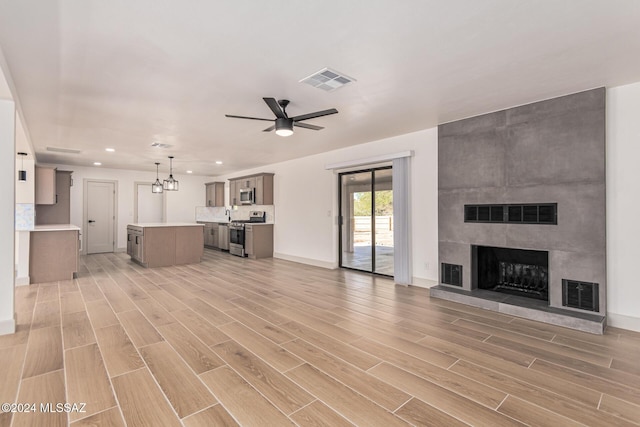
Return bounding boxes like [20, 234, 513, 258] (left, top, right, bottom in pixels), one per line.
[152, 162, 163, 193]
[163, 156, 179, 191]
[17, 152, 27, 181]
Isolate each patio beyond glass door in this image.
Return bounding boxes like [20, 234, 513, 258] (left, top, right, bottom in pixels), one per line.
[339, 167, 393, 276]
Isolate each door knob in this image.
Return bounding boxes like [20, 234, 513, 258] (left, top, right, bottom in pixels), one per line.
[88, 220, 96, 223]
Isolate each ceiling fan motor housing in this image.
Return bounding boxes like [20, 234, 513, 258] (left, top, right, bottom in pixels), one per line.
[275, 117, 294, 136]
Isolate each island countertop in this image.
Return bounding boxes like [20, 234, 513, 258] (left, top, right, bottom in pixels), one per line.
[32, 224, 81, 232]
[127, 222, 204, 228]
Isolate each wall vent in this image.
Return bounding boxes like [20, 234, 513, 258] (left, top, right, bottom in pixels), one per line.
[150, 142, 172, 149]
[46, 146, 81, 154]
[299, 67, 356, 92]
[441, 263, 462, 286]
[465, 203, 557, 225]
[562, 279, 599, 312]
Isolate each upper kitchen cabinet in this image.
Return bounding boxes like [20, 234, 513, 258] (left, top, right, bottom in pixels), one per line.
[35, 166, 56, 204]
[229, 179, 238, 206]
[36, 170, 73, 225]
[254, 173, 274, 205]
[229, 173, 274, 206]
[205, 182, 225, 207]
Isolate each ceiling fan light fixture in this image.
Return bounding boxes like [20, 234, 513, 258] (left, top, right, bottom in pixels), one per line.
[275, 118, 294, 137]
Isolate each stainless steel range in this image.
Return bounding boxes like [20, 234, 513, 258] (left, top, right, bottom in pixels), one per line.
[229, 211, 266, 257]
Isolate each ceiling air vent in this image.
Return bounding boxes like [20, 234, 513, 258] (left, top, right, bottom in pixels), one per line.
[150, 142, 172, 149]
[299, 67, 356, 92]
[46, 146, 81, 154]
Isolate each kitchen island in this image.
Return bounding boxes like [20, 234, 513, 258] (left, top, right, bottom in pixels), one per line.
[126, 223, 204, 268]
[30, 224, 80, 283]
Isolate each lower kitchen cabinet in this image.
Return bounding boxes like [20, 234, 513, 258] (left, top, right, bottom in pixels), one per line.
[201, 222, 220, 249]
[218, 223, 229, 250]
[30, 226, 80, 283]
[127, 224, 204, 267]
[244, 224, 273, 259]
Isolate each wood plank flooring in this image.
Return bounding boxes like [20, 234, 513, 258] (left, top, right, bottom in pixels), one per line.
[2, 249, 640, 426]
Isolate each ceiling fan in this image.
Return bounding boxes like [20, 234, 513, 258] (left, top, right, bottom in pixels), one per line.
[225, 97, 338, 137]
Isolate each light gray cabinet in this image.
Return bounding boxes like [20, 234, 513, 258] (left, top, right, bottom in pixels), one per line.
[244, 224, 273, 259]
[36, 170, 72, 225]
[29, 229, 79, 283]
[202, 222, 220, 249]
[127, 226, 144, 263]
[229, 180, 238, 206]
[127, 225, 204, 267]
[205, 182, 225, 207]
[35, 166, 56, 205]
[229, 173, 274, 206]
[218, 223, 229, 250]
[254, 174, 274, 205]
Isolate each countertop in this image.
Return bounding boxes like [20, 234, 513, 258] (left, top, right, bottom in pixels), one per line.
[197, 221, 274, 225]
[127, 223, 204, 228]
[32, 224, 81, 232]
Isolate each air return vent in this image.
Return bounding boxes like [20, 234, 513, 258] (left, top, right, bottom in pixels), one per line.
[562, 279, 599, 312]
[46, 146, 81, 154]
[464, 203, 557, 225]
[299, 67, 356, 92]
[150, 142, 172, 149]
[441, 263, 462, 287]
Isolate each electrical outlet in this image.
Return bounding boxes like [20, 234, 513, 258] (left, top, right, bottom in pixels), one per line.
[424, 262, 430, 270]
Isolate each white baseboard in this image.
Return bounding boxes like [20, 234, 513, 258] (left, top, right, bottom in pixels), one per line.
[410, 277, 438, 289]
[0, 316, 16, 336]
[607, 312, 640, 333]
[273, 253, 337, 270]
[15, 276, 29, 286]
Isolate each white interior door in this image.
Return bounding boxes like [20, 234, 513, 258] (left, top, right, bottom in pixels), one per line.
[136, 183, 163, 223]
[86, 181, 115, 254]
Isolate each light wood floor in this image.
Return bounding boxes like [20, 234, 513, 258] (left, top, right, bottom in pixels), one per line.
[2, 250, 640, 426]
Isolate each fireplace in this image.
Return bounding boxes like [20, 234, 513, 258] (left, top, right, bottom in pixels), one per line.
[472, 245, 549, 301]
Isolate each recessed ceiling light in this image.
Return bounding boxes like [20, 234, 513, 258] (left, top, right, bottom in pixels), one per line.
[93, 162, 102, 166]
[186, 170, 193, 174]
[215, 161, 223, 165]
[105, 148, 115, 152]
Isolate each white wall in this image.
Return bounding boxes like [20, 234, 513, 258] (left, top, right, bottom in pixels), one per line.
[606, 82, 640, 331]
[215, 127, 439, 284]
[48, 164, 211, 251]
[0, 99, 16, 335]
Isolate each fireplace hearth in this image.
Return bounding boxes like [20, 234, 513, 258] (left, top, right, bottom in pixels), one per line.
[472, 245, 549, 301]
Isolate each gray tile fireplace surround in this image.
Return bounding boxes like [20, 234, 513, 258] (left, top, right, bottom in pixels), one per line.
[432, 88, 606, 334]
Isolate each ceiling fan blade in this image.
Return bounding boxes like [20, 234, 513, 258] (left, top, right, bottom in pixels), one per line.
[262, 125, 275, 132]
[291, 108, 338, 122]
[263, 98, 286, 119]
[225, 114, 273, 122]
[294, 122, 323, 131]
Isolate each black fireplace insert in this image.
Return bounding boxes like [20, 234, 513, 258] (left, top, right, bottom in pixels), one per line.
[472, 245, 549, 301]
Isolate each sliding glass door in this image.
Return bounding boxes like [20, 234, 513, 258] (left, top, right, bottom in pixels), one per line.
[339, 167, 393, 276]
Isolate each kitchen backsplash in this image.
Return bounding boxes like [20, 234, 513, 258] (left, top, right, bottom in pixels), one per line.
[15, 203, 35, 230]
[196, 205, 275, 223]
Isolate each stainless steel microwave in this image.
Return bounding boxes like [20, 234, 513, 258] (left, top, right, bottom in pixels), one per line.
[239, 187, 254, 205]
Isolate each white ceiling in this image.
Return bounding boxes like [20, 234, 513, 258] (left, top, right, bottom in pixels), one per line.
[0, 0, 639, 176]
